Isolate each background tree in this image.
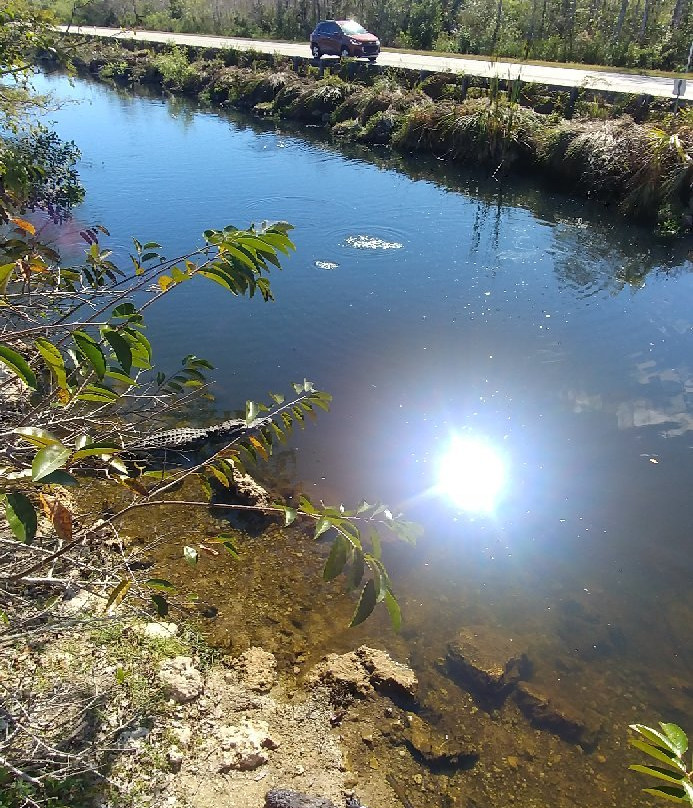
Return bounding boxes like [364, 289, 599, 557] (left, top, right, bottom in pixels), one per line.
[46, 0, 692, 68]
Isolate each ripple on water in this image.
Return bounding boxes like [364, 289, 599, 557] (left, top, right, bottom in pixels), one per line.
[343, 234, 404, 251]
[314, 260, 339, 270]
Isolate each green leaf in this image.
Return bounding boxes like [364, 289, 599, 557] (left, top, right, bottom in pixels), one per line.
[37, 470, 79, 486]
[14, 427, 61, 448]
[384, 589, 402, 631]
[105, 579, 131, 612]
[77, 384, 118, 403]
[366, 555, 387, 602]
[0, 261, 15, 293]
[284, 507, 297, 526]
[314, 516, 332, 541]
[75, 435, 92, 450]
[0, 344, 37, 389]
[683, 781, 693, 803]
[71, 443, 120, 461]
[103, 329, 133, 375]
[347, 548, 365, 590]
[3, 493, 37, 544]
[145, 578, 175, 591]
[151, 594, 169, 617]
[120, 328, 151, 369]
[105, 369, 138, 386]
[630, 740, 687, 771]
[111, 302, 143, 324]
[323, 536, 347, 581]
[660, 724, 689, 757]
[642, 786, 687, 803]
[73, 330, 106, 379]
[246, 400, 260, 424]
[371, 531, 382, 560]
[632, 724, 677, 750]
[629, 765, 686, 785]
[35, 338, 68, 392]
[183, 545, 198, 565]
[350, 579, 377, 627]
[32, 443, 71, 482]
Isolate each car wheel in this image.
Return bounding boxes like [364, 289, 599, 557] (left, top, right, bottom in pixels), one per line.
[368, 56, 377, 62]
[311, 43, 321, 59]
[340, 46, 351, 59]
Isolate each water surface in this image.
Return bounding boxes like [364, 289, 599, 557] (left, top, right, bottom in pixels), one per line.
[38, 72, 693, 808]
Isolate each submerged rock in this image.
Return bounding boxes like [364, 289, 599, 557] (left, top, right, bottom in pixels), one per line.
[158, 656, 204, 703]
[265, 790, 338, 808]
[443, 627, 530, 704]
[308, 645, 418, 702]
[406, 714, 479, 769]
[514, 682, 602, 749]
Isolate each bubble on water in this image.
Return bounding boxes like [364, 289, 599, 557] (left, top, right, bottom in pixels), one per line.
[344, 234, 403, 251]
[314, 260, 339, 270]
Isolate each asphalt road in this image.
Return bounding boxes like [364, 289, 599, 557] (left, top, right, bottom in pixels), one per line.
[60, 25, 692, 101]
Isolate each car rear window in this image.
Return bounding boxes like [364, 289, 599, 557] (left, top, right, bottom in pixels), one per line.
[340, 21, 367, 34]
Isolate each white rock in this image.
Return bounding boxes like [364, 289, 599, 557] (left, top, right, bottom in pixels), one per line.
[158, 657, 204, 703]
[215, 719, 278, 772]
[135, 622, 179, 639]
[171, 725, 192, 747]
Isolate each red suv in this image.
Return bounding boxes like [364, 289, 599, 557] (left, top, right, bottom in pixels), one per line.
[310, 20, 380, 62]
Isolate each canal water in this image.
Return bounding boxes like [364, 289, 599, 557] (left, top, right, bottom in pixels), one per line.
[37, 72, 693, 807]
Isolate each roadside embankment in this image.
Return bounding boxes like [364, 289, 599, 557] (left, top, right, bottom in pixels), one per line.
[55, 37, 693, 232]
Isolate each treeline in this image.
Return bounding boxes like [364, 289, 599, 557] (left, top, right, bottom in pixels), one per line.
[50, 0, 690, 69]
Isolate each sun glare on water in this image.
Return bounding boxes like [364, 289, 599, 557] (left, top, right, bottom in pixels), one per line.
[438, 436, 507, 513]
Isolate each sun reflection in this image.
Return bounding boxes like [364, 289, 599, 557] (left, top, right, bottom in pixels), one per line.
[437, 435, 507, 513]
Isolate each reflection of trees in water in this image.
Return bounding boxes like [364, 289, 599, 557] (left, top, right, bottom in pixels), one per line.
[548, 225, 657, 296]
[119, 78, 693, 291]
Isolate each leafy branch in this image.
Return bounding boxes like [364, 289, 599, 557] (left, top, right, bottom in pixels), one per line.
[630, 722, 693, 803]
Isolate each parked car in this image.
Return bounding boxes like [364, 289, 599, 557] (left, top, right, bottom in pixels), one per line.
[310, 20, 380, 61]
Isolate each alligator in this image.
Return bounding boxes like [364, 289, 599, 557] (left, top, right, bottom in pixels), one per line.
[124, 416, 269, 454]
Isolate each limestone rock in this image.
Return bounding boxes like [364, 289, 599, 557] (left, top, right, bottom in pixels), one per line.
[308, 650, 372, 698]
[237, 646, 277, 693]
[443, 627, 529, 703]
[514, 682, 602, 749]
[356, 646, 418, 699]
[406, 714, 478, 769]
[265, 790, 338, 808]
[308, 646, 417, 702]
[216, 719, 278, 772]
[135, 621, 178, 640]
[158, 656, 204, 703]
